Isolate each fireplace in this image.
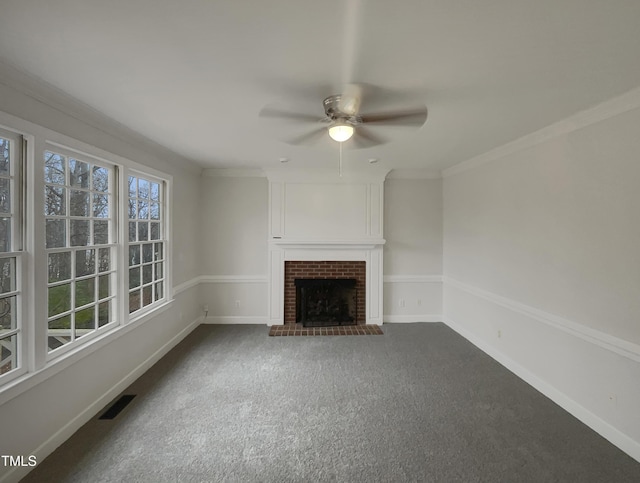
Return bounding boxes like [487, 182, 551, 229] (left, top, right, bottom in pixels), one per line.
[295, 278, 357, 327]
[284, 260, 366, 325]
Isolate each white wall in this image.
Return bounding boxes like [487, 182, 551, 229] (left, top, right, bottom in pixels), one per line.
[383, 177, 443, 322]
[0, 68, 202, 482]
[443, 92, 640, 461]
[199, 174, 269, 323]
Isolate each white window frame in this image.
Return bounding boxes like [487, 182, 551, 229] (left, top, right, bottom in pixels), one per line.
[0, 127, 26, 385]
[125, 170, 169, 320]
[43, 145, 119, 360]
[0, 111, 173, 395]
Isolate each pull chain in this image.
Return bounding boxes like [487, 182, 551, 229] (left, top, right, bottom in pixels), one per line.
[339, 141, 343, 177]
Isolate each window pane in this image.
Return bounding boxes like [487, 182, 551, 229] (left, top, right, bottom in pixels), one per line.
[0, 138, 10, 176]
[0, 334, 17, 375]
[138, 179, 150, 199]
[129, 245, 140, 266]
[92, 166, 109, 192]
[143, 285, 152, 307]
[98, 248, 110, 272]
[69, 190, 90, 217]
[150, 222, 160, 240]
[149, 202, 159, 221]
[0, 296, 16, 331]
[129, 290, 140, 313]
[129, 267, 140, 289]
[93, 194, 109, 218]
[48, 316, 71, 351]
[129, 222, 136, 242]
[155, 281, 163, 301]
[98, 274, 110, 300]
[128, 176, 137, 198]
[150, 182, 160, 201]
[0, 218, 11, 252]
[93, 220, 108, 245]
[98, 301, 110, 327]
[49, 252, 71, 282]
[0, 258, 15, 294]
[44, 152, 66, 185]
[75, 306, 95, 338]
[45, 186, 66, 216]
[75, 249, 96, 277]
[46, 219, 66, 248]
[138, 200, 149, 220]
[0, 178, 10, 213]
[142, 243, 153, 263]
[70, 219, 90, 246]
[155, 262, 163, 280]
[138, 222, 148, 241]
[154, 242, 163, 261]
[128, 199, 137, 220]
[142, 264, 152, 285]
[75, 278, 95, 307]
[69, 159, 90, 188]
[48, 284, 71, 317]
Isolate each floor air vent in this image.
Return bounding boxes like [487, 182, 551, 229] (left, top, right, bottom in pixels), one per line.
[99, 395, 136, 420]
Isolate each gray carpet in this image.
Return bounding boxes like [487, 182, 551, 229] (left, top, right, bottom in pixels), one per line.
[22, 323, 640, 482]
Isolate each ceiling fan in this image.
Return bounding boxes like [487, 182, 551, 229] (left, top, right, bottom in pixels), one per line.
[259, 83, 428, 149]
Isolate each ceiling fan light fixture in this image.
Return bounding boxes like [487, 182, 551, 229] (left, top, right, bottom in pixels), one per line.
[328, 122, 354, 142]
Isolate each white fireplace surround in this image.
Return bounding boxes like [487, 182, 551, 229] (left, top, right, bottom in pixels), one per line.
[268, 240, 385, 325]
[266, 169, 389, 326]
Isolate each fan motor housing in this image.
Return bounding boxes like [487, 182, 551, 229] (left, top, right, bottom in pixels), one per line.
[323, 95, 360, 124]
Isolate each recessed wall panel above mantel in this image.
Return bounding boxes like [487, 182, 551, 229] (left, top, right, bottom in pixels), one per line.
[267, 171, 388, 241]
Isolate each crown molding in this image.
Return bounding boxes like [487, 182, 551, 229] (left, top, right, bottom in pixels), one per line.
[442, 86, 640, 178]
[201, 168, 266, 178]
[264, 167, 390, 183]
[386, 169, 441, 180]
[0, 58, 202, 175]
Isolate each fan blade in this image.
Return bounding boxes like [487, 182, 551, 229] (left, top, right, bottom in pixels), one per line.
[259, 106, 321, 123]
[360, 107, 428, 127]
[285, 127, 327, 146]
[350, 126, 387, 149]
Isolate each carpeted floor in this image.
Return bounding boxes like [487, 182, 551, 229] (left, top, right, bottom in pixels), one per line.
[22, 323, 640, 482]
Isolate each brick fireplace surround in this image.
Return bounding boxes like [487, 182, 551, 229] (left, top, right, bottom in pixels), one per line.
[284, 261, 366, 325]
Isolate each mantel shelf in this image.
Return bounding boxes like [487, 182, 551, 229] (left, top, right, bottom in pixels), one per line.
[270, 239, 386, 249]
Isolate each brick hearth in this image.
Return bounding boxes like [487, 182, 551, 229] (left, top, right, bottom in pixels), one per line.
[284, 261, 366, 325]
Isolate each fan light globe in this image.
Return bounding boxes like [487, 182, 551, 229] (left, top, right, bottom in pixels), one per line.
[328, 123, 354, 142]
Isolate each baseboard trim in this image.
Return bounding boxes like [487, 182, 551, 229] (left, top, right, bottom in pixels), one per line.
[2, 316, 202, 483]
[444, 277, 640, 363]
[384, 315, 442, 323]
[202, 316, 268, 324]
[443, 315, 640, 463]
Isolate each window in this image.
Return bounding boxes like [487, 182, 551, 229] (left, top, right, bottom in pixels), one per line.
[0, 129, 23, 379]
[0, 114, 173, 389]
[45, 150, 116, 353]
[127, 174, 165, 314]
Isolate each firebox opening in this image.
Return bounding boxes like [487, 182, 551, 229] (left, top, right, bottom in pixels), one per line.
[295, 278, 357, 327]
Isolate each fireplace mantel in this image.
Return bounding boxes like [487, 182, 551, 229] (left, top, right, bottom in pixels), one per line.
[268, 242, 384, 326]
[270, 239, 385, 250]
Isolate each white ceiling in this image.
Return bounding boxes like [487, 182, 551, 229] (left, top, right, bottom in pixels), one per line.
[1, 0, 640, 173]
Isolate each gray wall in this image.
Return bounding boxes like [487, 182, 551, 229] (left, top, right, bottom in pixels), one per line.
[443, 101, 640, 460]
[0, 71, 203, 483]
